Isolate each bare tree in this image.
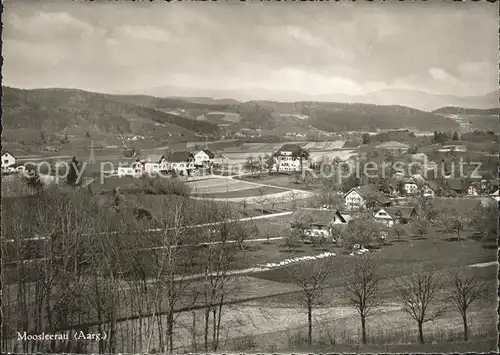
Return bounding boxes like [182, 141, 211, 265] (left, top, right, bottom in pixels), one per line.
[287, 258, 331, 345]
[397, 270, 447, 344]
[243, 156, 259, 178]
[255, 187, 268, 214]
[343, 260, 381, 344]
[411, 218, 428, 239]
[267, 195, 283, 212]
[449, 269, 485, 341]
[442, 209, 465, 240]
[287, 190, 300, 211]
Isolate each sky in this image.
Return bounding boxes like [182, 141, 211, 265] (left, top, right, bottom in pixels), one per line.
[3, 0, 499, 97]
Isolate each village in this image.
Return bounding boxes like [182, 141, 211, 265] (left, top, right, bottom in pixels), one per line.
[1, 1, 498, 353]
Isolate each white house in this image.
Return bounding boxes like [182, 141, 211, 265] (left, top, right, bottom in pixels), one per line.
[274, 144, 308, 172]
[403, 177, 418, 195]
[169, 151, 195, 175]
[194, 149, 215, 167]
[1, 151, 16, 172]
[140, 154, 169, 175]
[291, 209, 349, 242]
[117, 166, 136, 177]
[372, 208, 395, 227]
[468, 184, 479, 196]
[343, 185, 389, 210]
[490, 189, 500, 202]
[344, 188, 366, 210]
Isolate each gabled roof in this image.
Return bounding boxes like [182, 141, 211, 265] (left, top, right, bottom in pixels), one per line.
[400, 177, 417, 184]
[386, 206, 417, 219]
[200, 149, 215, 159]
[276, 144, 303, 155]
[143, 154, 166, 163]
[291, 208, 347, 227]
[1, 151, 14, 157]
[373, 208, 395, 219]
[489, 179, 500, 187]
[168, 151, 194, 163]
[446, 178, 464, 191]
[344, 185, 389, 203]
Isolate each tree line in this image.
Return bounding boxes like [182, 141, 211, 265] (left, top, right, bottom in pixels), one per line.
[1, 187, 253, 353]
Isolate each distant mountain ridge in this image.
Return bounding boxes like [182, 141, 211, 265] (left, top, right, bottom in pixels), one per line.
[124, 85, 499, 112]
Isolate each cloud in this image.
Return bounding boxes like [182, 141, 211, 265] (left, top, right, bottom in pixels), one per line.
[114, 25, 173, 43]
[429, 67, 450, 81]
[2, 2, 498, 96]
[6, 12, 96, 41]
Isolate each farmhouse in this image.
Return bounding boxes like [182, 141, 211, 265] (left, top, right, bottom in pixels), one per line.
[291, 208, 349, 242]
[386, 207, 418, 224]
[343, 185, 391, 210]
[274, 144, 308, 172]
[467, 181, 481, 196]
[140, 154, 169, 174]
[194, 149, 215, 167]
[1, 151, 16, 172]
[372, 208, 395, 227]
[401, 177, 418, 195]
[117, 166, 136, 178]
[169, 151, 195, 174]
[375, 141, 410, 154]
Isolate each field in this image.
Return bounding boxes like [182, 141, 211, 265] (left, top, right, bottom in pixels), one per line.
[188, 177, 264, 194]
[187, 176, 315, 203]
[192, 186, 285, 199]
[97, 232, 497, 353]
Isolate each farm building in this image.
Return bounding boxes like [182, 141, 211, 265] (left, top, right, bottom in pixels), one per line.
[138, 154, 169, 174]
[194, 149, 215, 167]
[1, 151, 16, 172]
[168, 151, 195, 174]
[291, 208, 349, 241]
[343, 185, 391, 210]
[401, 177, 419, 195]
[274, 143, 309, 172]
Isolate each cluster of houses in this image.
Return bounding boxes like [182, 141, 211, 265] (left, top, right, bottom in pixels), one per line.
[116, 149, 219, 178]
[292, 176, 499, 242]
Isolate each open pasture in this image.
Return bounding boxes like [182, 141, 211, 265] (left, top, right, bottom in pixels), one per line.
[187, 177, 264, 194]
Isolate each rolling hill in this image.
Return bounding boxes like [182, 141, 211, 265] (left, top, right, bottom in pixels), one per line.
[2, 87, 222, 140]
[432, 106, 499, 133]
[2, 87, 464, 144]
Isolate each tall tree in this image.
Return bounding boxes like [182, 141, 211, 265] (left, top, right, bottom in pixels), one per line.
[452, 132, 460, 141]
[343, 260, 381, 344]
[449, 269, 485, 341]
[287, 258, 331, 345]
[264, 154, 276, 174]
[397, 270, 447, 344]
